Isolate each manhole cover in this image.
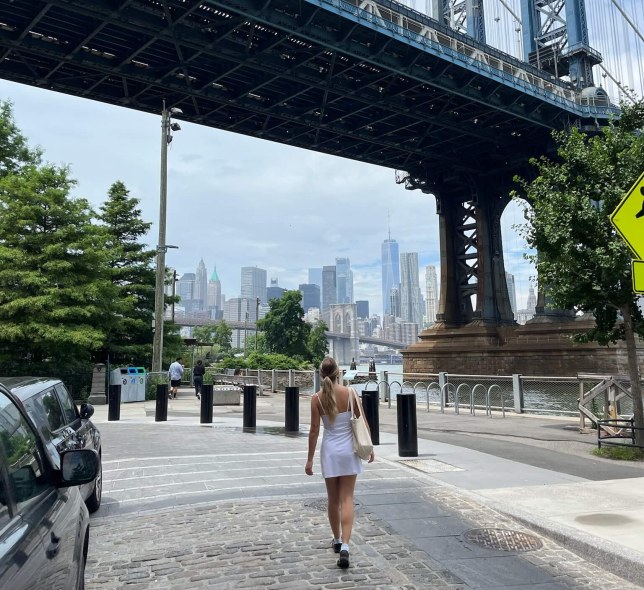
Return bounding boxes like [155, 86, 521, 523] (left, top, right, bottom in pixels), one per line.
[463, 528, 543, 552]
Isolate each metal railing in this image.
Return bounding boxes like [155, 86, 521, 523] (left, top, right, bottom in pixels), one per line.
[597, 418, 644, 450]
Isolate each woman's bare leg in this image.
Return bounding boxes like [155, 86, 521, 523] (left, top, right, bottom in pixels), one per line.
[338, 475, 357, 544]
[324, 477, 341, 540]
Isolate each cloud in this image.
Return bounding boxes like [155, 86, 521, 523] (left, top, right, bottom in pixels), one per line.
[1, 76, 532, 318]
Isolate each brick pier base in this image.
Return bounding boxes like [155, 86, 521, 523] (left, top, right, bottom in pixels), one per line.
[403, 316, 644, 377]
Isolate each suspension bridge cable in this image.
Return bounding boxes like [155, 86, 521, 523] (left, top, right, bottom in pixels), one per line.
[610, 0, 644, 44]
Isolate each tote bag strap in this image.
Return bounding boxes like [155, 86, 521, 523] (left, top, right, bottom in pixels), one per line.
[348, 387, 362, 418]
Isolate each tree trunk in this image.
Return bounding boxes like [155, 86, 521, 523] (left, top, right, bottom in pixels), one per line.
[621, 304, 644, 447]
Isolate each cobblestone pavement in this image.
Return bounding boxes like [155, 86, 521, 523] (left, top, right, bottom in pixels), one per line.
[85, 421, 640, 589]
[86, 493, 640, 590]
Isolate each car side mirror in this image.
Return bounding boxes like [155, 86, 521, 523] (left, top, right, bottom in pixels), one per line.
[80, 403, 94, 420]
[59, 449, 99, 487]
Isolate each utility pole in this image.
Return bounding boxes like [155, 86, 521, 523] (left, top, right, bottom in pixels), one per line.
[151, 101, 182, 373]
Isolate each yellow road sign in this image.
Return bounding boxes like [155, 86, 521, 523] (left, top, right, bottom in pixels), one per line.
[610, 171, 644, 259]
[633, 260, 644, 294]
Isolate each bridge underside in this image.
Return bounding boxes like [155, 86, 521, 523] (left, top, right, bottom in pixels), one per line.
[0, 0, 583, 185]
[0, 0, 619, 372]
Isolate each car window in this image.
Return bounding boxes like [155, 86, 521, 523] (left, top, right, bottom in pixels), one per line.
[35, 389, 66, 433]
[0, 391, 49, 510]
[55, 384, 78, 425]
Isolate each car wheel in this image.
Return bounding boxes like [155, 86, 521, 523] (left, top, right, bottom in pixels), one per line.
[85, 453, 102, 513]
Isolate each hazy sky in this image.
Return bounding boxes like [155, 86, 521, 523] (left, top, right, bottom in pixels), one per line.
[0, 78, 537, 317]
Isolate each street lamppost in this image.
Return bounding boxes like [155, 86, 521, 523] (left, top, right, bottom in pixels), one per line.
[255, 297, 260, 351]
[152, 101, 182, 373]
[244, 311, 249, 355]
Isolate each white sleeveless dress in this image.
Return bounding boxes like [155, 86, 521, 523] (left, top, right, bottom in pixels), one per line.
[315, 394, 363, 478]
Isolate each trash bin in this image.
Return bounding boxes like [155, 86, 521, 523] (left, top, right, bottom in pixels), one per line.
[110, 367, 146, 402]
[110, 368, 130, 401]
[127, 367, 146, 402]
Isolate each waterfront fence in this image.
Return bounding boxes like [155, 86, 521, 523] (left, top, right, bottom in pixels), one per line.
[144, 367, 631, 418]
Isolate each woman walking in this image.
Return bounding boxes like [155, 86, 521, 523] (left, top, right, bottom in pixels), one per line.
[193, 359, 205, 399]
[305, 357, 374, 569]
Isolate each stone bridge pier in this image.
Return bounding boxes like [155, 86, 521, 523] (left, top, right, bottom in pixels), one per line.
[328, 304, 360, 365]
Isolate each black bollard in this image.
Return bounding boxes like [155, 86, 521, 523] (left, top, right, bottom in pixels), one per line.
[108, 384, 121, 421]
[243, 384, 257, 430]
[285, 386, 299, 433]
[200, 384, 213, 424]
[361, 390, 380, 445]
[397, 393, 418, 457]
[155, 383, 168, 422]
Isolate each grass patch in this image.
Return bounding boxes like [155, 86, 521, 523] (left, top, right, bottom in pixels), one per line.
[593, 446, 644, 461]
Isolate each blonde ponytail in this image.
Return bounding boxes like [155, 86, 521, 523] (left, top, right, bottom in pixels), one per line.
[319, 357, 339, 422]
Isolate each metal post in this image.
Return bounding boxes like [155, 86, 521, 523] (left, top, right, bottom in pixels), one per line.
[243, 384, 257, 430]
[171, 269, 177, 322]
[361, 390, 380, 445]
[397, 393, 418, 457]
[512, 374, 524, 414]
[108, 384, 121, 421]
[155, 383, 169, 422]
[151, 103, 169, 373]
[313, 369, 320, 393]
[200, 384, 213, 424]
[285, 386, 299, 433]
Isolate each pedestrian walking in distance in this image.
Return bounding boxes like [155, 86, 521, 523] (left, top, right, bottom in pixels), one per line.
[305, 357, 374, 569]
[168, 357, 183, 399]
[193, 359, 205, 400]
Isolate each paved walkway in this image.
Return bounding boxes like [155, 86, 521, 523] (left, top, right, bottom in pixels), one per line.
[85, 389, 644, 588]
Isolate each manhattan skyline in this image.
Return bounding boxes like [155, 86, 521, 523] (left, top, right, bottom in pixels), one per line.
[0, 79, 536, 314]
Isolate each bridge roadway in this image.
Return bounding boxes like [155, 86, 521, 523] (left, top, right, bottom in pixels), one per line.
[174, 316, 407, 349]
[84, 388, 644, 589]
[0, 0, 617, 197]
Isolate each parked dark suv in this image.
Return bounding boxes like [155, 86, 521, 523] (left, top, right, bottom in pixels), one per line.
[1, 377, 102, 513]
[0, 383, 99, 589]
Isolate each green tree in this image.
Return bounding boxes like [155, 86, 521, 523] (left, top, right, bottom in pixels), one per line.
[244, 332, 267, 354]
[0, 163, 115, 372]
[98, 181, 156, 366]
[214, 320, 233, 352]
[307, 320, 329, 365]
[513, 100, 644, 442]
[258, 290, 310, 358]
[0, 100, 41, 176]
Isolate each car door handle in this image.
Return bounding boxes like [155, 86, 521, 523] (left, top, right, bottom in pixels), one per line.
[46, 532, 61, 559]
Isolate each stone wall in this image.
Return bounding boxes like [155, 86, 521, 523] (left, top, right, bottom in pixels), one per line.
[403, 318, 644, 377]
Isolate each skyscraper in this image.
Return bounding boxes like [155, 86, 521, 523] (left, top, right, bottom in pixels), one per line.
[266, 277, 286, 301]
[506, 272, 517, 317]
[381, 237, 400, 317]
[178, 272, 195, 302]
[526, 286, 537, 310]
[241, 266, 267, 304]
[335, 257, 353, 304]
[425, 265, 438, 325]
[207, 267, 221, 312]
[195, 259, 208, 310]
[321, 265, 337, 320]
[400, 252, 422, 326]
[356, 300, 369, 319]
[299, 283, 321, 312]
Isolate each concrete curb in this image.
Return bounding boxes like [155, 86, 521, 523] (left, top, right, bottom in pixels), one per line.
[481, 499, 644, 588]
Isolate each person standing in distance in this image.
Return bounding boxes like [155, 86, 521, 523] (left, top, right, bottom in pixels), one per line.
[305, 357, 374, 569]
[193, 359, 205, 400]
[168, 357, 184, 399]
